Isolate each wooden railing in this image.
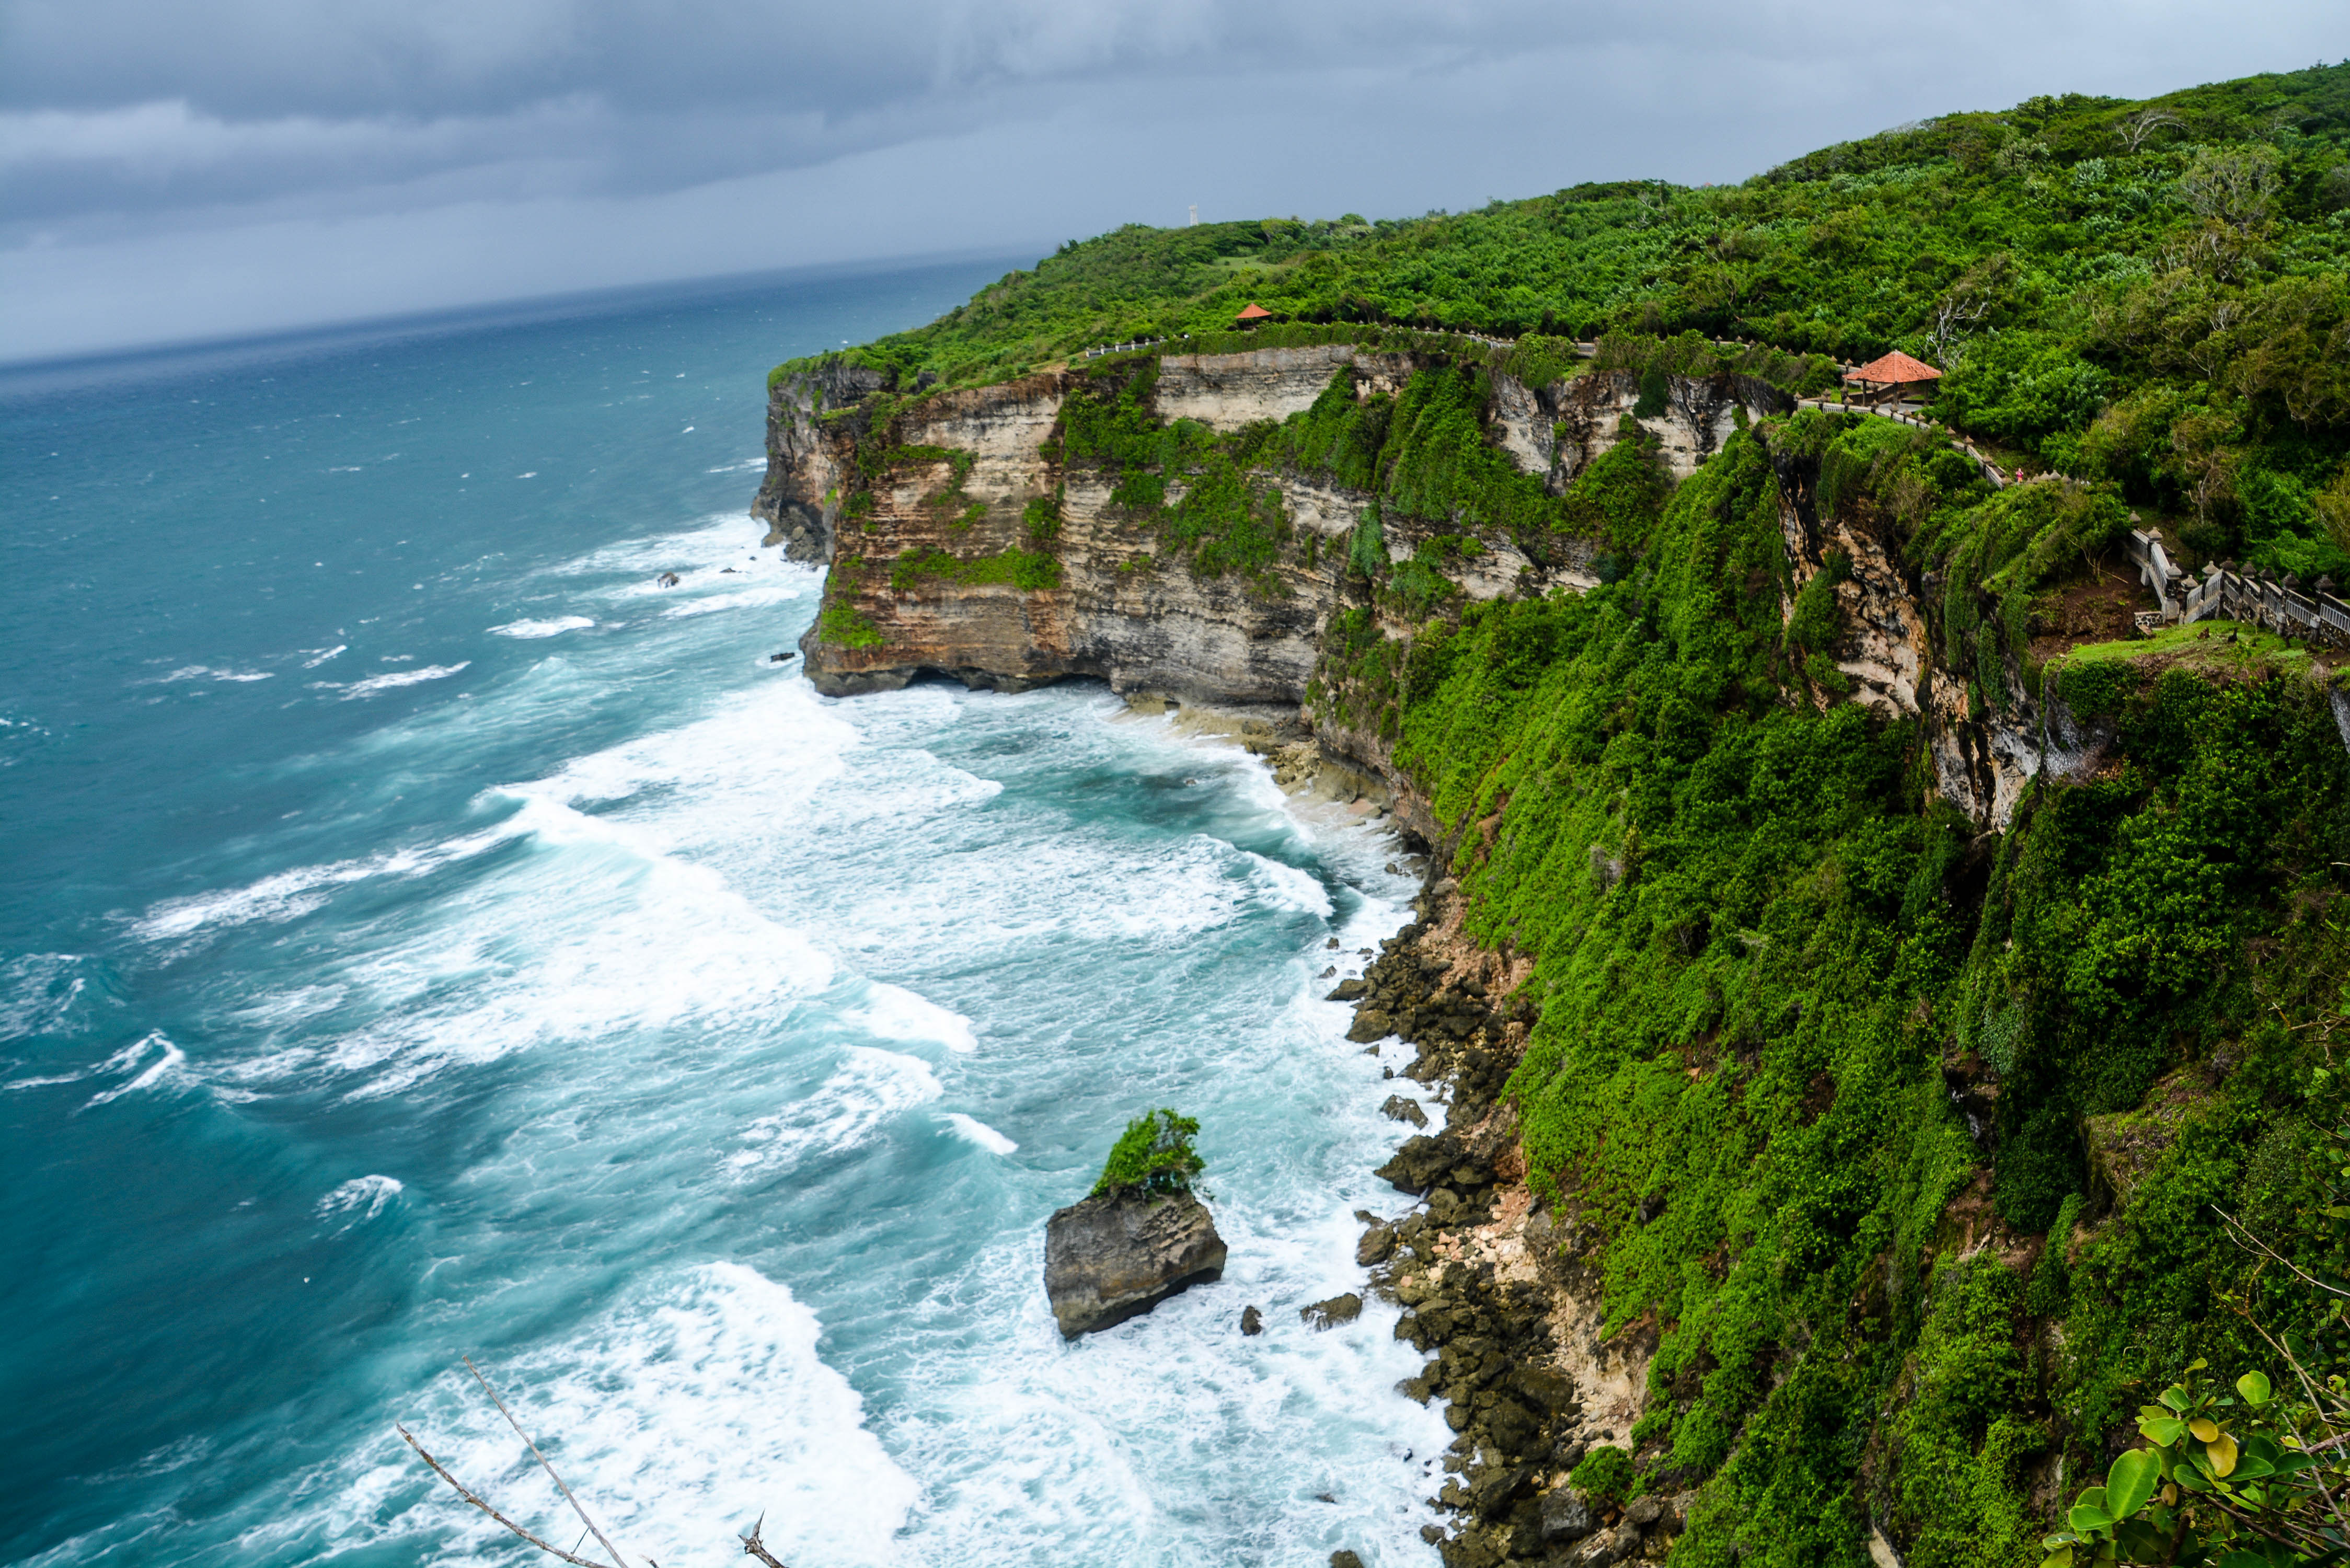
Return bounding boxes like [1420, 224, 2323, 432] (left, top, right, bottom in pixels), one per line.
[1080, 336, 1183, 360]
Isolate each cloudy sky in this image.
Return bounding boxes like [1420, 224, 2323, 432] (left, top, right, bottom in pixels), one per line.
[0, 0, 2341, 362]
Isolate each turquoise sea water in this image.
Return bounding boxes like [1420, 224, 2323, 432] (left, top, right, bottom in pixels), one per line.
[1, 266, 1448, 1566]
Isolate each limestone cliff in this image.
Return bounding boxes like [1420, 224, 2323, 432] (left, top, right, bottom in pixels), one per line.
[754, 344, 1779, 709]
[1765, 436, 2045, 827]
[752, 343, 2060, 831]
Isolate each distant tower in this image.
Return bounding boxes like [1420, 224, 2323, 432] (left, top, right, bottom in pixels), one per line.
[1188, 204, 1199, 227]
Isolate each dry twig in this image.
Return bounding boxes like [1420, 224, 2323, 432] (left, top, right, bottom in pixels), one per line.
[397, 1424, 615, 1568]
[465, 1358, 630, 1568]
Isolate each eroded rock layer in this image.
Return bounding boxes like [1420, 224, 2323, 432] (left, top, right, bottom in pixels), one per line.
[753, 347, 1789, 713]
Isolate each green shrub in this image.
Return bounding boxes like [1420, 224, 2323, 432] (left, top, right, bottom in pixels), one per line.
[889, 548, 1062, 592]
[816, 602, 884, 648]
[1571, 1445, 1637, 1503]
[1092, 1110, 1206, 1197]
[1348, 504, 1388, 579]
[1786, 550, 1851, 652]
[1633, 367, 1672, 419]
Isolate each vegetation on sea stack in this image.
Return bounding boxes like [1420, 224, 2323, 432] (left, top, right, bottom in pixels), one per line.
[1092, 1110, 1207, 1198]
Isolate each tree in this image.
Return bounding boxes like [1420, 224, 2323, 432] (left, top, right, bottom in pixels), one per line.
[1926, 291, 1993, 367]
[1092, 1109, 1207, 1197]
[2315, 466, 2350, 555]
[2037, 1360, 2349, 1566]
[2117, 108, 2184, 154]
[2180, 145, 2285, 233]
[2041, 1174, 2350, 1567]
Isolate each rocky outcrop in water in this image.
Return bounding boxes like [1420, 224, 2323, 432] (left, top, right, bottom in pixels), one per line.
[1043, 1187, 1227, 1339]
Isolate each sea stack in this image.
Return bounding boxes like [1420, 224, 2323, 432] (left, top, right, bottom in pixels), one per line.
[1043, 1187, 1226, 1339]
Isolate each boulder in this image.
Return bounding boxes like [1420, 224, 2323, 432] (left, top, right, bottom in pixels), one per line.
[1300, 1292, 1364, 1330]
[1539, 1487, 1595, 1542]
[1240, 1305, 1264, 1335]
[1044, 1188, 1226, 1339]
[1381, 1094, 1429, 1127]
[1574, 1524, 1641, 1566]
[1325, 977, 1370, 1001]
[1376, 1132, 1458, 1193]
[1356, 1222, 1397, 1266]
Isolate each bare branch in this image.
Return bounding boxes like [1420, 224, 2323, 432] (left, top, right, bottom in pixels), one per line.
[2118, 108, 2182, 154]
[740, 1513, 789, 1567]
[1925, 293, 1992, 366]
[2214, 1206, 2350, 1300]
[397, 1424, 616, 1568]
[466, 1357, 632, 1568]
[2242, 1316, 2350, 1536]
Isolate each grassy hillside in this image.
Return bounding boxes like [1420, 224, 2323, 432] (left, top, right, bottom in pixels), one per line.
[787, 62, 2350, 582]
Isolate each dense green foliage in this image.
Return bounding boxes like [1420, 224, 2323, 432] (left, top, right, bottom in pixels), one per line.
[1309, 411, 2350, 1565]
[1571, 1445, 1638, 1505]
[784, 64, 2350, 579]
[2049, 1354, 2350, 1565]
[889, 547, 1062, 592]
[1092, 1109, 1207, 1197]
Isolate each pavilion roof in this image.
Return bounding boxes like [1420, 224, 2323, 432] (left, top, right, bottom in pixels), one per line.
[1845, 350, 1942, 385]
[1235, 303, 1274, 321]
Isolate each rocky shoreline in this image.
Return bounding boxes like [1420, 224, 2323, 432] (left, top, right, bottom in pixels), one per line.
[1144, 697, 1686, 1564]
[1343, 882, 1687, 1568]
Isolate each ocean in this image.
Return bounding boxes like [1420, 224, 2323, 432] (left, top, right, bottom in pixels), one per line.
[0, 262, 1450, 1566]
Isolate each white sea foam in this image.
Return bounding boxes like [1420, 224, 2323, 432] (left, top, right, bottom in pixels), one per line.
[1239, 848, 1335, 916]
[856, 983, 978, 1053]
[518, 675, 857, 813]
[338, 662, 468, 698]
[80, 1032, 185, 1109]
[239, 1264, 915, 1567]
[832, 829, 1257, 958]
[546, 514, 761, 580]
[727, 1046, 941, 1174]
[488, 616, 594, 639]
[658, 583, 802, 617]
[255, 792, 835, 1099]
[130, 828, 514, 946]
[153, 665, 272, 684]
[940, 1112, 1017, 1155]
[4, 1028, 155, 1092]
[301, 644, 347, 667]
[0, 952, 101, 1043]
[706, 456, 767, 473]
[316, 1174, 402, 1224]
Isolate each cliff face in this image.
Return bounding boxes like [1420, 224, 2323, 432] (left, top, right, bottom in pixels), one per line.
[1767, 441, 2044, 827]
[747, 339, 2350, 1565]
[752, 345, 2086, 832]
[755, 346, 1785, 711]
[752, 359, 890, 560]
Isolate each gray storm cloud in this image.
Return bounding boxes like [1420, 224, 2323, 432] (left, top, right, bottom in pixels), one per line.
[0, 0, 2342, 361]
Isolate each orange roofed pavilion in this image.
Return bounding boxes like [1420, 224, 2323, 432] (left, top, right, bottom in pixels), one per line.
[1844, 350, 1942, 403]
[1235, 302, 1274, 325]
